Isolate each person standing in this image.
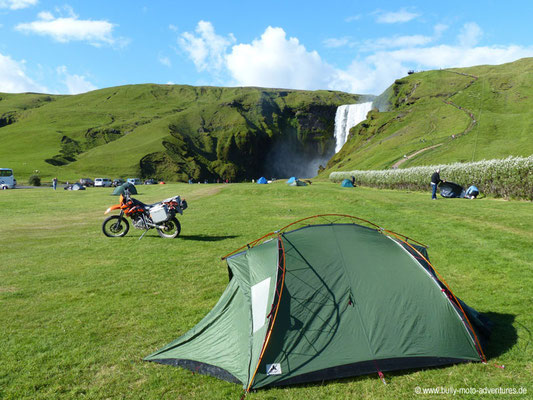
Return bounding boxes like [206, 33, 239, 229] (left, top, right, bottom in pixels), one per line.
[52, 177, 58, 190]
[430, 169, 444, 200]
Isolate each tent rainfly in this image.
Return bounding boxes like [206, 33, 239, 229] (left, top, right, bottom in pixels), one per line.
[257, 177, 268, 184]
[145, 215, 491, 392]
[112, 182, 137, 195]
[439, 181, 465, 198]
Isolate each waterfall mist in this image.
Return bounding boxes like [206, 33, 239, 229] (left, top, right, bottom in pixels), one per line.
[260, 101, 373, 179]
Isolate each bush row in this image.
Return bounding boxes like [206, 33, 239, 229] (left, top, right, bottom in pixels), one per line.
[330, 156, 533, 200]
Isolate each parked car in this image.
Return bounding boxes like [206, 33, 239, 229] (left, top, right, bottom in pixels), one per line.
[144, 178, 157, 185]
[127, 178, 142, 186]
[79, 178, 94, 187]
[0, 168, 16, 189]
[94, 178, 112, 187]
[112, 178, 125, 187]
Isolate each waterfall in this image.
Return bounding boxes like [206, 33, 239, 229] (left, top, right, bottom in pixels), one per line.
[334, 102, 373, 153]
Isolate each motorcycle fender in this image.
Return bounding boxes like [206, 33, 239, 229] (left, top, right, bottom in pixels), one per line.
[104, 204, 121, 214]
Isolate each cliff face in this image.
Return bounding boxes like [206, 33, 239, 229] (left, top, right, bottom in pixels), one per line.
[139, 89, 362, 180]
[0, 85, 362, 180]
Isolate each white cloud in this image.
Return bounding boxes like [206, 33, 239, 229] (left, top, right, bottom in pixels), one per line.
[0, 52, 47, 92]
[458, 22, 483, 47]
[375, 8, 419, 24]
[0, 0, 37, 10]
[178, 20, 235, 72]
[226, 26, 336, 90]
[345, 15, 361, 23]
[57, 65, 97, 94]
[323, 37, 351, 49]
[179, 21, 533, 96]
[347, 43, 533, 94]
[434, 23, 449, 37]
[324, 23, 446, 51]
[16, 9, 117, 46]
[362, 34, 433, 51]
[159, 55, 171, 67]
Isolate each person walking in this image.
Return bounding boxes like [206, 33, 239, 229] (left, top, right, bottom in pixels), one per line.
[430, 169, 445, 200]
[52, 177, 58, 190]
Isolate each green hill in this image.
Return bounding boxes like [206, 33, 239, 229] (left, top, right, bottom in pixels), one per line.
[2, 58, 532, 183]
[324, 57, 533, 173]
[0, 85, 362, 182]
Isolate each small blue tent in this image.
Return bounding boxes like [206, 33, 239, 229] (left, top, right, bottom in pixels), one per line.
[465, 185, 480, 199]
[341, 179, 354, 187]
[257, 177, 268, 184]
[286, 177, 297, 184]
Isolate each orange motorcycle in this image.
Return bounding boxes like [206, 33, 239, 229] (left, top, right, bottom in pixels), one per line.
[102, 190, 187, 239]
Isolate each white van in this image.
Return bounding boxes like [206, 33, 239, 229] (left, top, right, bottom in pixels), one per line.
[0, 168, 16, 189]
[127, 178, 142, 186]
[94, 178, 112, 187]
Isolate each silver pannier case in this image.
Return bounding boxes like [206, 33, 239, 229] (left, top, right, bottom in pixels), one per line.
[150, 204, 170, 223]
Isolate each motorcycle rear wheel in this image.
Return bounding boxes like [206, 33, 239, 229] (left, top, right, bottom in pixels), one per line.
[102, 216, 130, 237]
[156, 217, 181, 238]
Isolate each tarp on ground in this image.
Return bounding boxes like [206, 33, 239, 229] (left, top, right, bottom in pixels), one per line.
[257, 177, 268, 184]
[439, 181, 465, 198]
[145, 217, 490, 391]
[341, 179, 354, 187]
[112, 182, 138, 195]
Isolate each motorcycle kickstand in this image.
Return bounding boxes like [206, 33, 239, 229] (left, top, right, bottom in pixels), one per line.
[139, 229, 150, 240]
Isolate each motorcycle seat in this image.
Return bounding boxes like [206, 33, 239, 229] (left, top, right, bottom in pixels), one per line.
[130, 197, 159, 210]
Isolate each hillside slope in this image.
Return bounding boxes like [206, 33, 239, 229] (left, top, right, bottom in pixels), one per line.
[0, 85, 362, 181]
[324, 57, 533, 173]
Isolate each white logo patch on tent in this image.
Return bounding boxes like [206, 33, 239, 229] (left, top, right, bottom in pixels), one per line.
[266, 363, 282, 375]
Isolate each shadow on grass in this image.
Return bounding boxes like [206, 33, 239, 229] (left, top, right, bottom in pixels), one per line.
[483, 312, 518, 360]
[179, 234, 239, 242]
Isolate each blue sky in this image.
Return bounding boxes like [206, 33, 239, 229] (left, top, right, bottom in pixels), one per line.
[1, 0, 532, 95]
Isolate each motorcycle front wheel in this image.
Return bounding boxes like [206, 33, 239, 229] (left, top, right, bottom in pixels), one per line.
[156, 217, 181, 238]
[102, 216, 130, 237]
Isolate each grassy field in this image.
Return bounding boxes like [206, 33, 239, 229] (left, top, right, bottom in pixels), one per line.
[1, 183, 531, 399]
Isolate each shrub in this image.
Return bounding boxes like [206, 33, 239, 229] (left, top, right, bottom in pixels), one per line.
[330, 156, 533, 200]
[28, 175, 41, 186]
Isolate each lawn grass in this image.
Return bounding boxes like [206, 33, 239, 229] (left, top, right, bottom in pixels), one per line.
[0, 183, 531, 399]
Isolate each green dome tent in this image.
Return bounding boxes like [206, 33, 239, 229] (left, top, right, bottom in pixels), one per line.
[112, 182, 137, 195]
[145, 215, 489, 392]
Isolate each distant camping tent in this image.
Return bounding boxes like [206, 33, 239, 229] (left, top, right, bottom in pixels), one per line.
[112, 182, 138, 195]
[145, 215, 490, 392]
[257, 177, 268, 184]
[286, 177, 297, 184]
[286, 177, 307, 186]
[341, 179, 354, 187]
[439, 181, 465, 198]
[288, 179, 307, 187]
